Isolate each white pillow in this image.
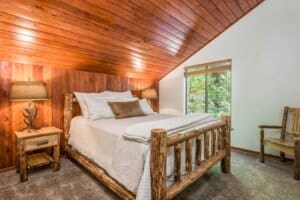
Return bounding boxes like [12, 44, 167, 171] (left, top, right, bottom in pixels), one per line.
[84, 96, 138, 120]
[73, 92, 100, 119]
[99, 90, 133, 98]
[139, 99, 154, 115]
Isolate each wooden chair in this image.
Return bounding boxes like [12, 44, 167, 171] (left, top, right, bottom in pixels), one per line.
[259, 106, 300, 180]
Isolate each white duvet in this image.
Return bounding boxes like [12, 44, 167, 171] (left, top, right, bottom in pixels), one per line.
[68, 113, 218, 200]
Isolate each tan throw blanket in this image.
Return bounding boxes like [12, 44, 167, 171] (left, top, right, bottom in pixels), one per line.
[123, 113, 217, 143]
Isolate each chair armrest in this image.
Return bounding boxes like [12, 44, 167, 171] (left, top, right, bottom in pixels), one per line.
[288, 131, 300, 137]
[258, 125, 282, 129]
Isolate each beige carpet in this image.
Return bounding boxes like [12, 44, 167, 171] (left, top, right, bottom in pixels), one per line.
[0, 152, 299, 200]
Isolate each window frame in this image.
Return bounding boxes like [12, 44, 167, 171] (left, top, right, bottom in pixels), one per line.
[184, 59, 232, 116]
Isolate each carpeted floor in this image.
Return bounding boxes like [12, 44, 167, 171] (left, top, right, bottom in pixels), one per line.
[0, 152, 299, 200]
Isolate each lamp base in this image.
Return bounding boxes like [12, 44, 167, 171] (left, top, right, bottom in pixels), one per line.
[22, 101, 38, 132]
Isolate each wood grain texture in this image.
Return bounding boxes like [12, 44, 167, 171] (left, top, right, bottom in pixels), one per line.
[66, 145, 135, 199]
[174, 143, 181, 182]
[150, 129, 167, 200]
[0, 60, 158, 170]
[195, 138, 202, 166]
[294, 137, 300, 180]
[167, 150, 227, 199]
[221, 116, 231, 173]
[185, 139, 192, 175]
[0, 0, 263, 80]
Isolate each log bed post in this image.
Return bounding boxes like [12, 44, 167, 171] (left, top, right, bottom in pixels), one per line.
[150, 129, 167, 200]
[295, 137, 300, 180]
[64, 94, 73, 147]
[221, 116, 231, 173]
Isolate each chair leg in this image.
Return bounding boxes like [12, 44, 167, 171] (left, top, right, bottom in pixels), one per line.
[294, 138, 300, 180]
[280, 152, 286, 162]
[260, 128, 265, 163]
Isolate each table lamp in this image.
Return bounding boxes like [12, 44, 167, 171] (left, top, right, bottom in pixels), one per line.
[9, 81, 48, 131]
[141, 88, 157, 104]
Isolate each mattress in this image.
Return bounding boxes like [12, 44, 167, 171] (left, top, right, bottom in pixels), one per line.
[68, 114, 175, 197]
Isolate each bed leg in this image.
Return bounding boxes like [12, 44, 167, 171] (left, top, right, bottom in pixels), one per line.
[221, 116, 231, 174]
[150, 129, 167, 200]
[294, 138, 300, 180]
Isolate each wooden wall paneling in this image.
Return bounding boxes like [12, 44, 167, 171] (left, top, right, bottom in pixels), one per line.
[94, 73, 107, 92]
[66, 70, 77, 93]
[43, 66, 53, 127]
[107, 75, 122, 91]
[0, 61, 13, 168]
[32, 65, 44, 129]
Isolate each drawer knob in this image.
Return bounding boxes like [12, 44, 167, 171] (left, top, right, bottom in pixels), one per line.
[36, 140, 49, 146]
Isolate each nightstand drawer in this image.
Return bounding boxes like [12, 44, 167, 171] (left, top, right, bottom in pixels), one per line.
[24, 134, 58, 152]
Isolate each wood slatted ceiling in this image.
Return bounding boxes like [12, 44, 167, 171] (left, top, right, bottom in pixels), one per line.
[0, 60, 159, 170]
[0, 0, 263, 80]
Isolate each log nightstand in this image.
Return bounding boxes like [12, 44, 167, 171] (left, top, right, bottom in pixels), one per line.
[15, 127, 62, 182]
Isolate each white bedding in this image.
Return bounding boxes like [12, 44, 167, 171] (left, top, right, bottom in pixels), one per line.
[68, 114, 219, 200]
[68, 114, 174, 196]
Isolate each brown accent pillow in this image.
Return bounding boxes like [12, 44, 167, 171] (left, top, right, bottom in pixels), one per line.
[108, 100, 146, 119]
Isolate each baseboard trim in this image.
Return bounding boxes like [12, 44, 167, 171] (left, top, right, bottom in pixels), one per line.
[0, 166, 16, 173]
[231, 146, 293, 162]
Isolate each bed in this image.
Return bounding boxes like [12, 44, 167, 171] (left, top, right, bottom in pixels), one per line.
[64, 93, 231, 200]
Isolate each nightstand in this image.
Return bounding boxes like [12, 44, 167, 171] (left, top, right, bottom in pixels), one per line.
[15, 127, 62, 182]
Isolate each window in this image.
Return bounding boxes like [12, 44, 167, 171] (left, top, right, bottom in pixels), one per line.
[185, 59, 231, 117]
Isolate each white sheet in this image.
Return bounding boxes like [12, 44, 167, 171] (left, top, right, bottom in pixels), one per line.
[68, 114, 174, 195]
[68, 114, 221, 200]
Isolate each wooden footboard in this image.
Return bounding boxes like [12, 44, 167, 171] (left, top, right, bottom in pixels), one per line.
[150, 116, 231, 200]
[64, 94, 231, 200]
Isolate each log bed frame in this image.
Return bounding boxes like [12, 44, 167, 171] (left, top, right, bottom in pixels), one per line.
[63, 93, 231, 200]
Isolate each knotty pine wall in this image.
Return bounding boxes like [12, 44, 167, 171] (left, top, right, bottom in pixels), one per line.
[0, 60, 159, 171]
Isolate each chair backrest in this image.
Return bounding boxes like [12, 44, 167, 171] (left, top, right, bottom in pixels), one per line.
[281, 107, 300, 139]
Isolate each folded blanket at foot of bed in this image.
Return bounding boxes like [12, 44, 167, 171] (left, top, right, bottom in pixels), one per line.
[123, 113, 217, 143]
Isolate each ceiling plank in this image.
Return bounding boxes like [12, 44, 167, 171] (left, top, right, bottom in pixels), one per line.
[211, 0, 237, 23]
[224, 0, 244, 18]
[236, 0, 251, 13]
[0, 0, 263, 80]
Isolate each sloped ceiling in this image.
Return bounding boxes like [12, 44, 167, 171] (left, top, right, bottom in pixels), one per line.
[0, 0, 263, 80]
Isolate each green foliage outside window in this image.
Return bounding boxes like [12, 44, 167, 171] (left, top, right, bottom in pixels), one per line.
[186, 71, 231, 118]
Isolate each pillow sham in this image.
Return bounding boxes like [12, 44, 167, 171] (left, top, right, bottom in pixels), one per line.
[108, 100, 146, 119]
[139, 99, 154, 115]
[84, 96, 138, 120]
[73, 92, 100, 119]
[99, 90, 133, 98]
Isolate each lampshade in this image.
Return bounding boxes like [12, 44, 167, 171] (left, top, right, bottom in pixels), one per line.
[141, 88, 157, 99]
[9, 81, 48, 101]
